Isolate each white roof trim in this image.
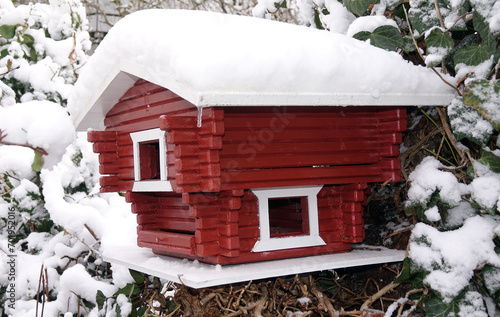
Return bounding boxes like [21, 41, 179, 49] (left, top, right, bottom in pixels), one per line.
[74, 58, 456, 130]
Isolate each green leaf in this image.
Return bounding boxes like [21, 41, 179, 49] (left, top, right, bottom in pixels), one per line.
[22, 34, 35, 45]
[394, 257, 412, 284]
[274, 0, 287, 9]
[353, 25, 403, 51]
[96, 290, 107, 310]
[453, 44, 492, 67]
[129, 269, 145, 285]
[343, 0, 379, 17]
[0, 25, 17, 39]
[473, 11, 497, 53]
[477, 149, 500, 173]
[426, 28, 454, 50]
[353, 31, 371, 41]
[31, 151, 44, 172]
[114, 283, 140, 297]
[425, 291, 463, 317]
[425, 28, 454, 66]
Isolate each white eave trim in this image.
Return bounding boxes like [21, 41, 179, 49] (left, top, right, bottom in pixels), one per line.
[73, 58, 457, 131]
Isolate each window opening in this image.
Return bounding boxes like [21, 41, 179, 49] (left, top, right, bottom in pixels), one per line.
[130, 128, 171, 192]
[139, 141, 160, 180]
[251, 186, 325, 252]
[268, 197, 309, 237]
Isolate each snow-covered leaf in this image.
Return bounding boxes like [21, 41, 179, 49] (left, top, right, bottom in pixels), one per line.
[448, 97, 493, 146]
[477, 150, 500, 173]
[425, 28, 453, 66]
[463, 79, 500, 131]
[353, 25, 403, 51]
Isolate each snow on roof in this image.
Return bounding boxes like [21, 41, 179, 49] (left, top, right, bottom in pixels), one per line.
[69, 9, 457, 130]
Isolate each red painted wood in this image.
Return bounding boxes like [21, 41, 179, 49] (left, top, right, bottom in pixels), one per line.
[85, 77, 409, 264]
[87, 131, 117, 142]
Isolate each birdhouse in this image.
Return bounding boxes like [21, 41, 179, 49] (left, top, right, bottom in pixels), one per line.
[69, 9, 456, 265]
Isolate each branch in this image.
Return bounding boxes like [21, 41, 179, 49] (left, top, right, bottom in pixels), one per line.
[402, 4, 462, 96]
[0, 130, 48, 155]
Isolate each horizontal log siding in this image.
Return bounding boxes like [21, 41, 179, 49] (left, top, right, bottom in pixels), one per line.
[376, 108, 407, 182]
[159, 108, 224, 193]
[87, 131, 119, 192]
[219, 106, 407, 190]
[127, 192, 196, 256]
[102, 79, 198, 193]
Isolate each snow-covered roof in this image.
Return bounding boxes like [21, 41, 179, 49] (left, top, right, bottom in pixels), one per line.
[69, 9, 457, 130]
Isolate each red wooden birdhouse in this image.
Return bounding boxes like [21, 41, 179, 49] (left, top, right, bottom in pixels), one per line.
[70, 10, 456, 265]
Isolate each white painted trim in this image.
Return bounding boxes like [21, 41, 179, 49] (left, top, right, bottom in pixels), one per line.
[130, 128, 172, 192]
[73, 58, 456, 131]
[103, 245, 406, 289]
[251, 186, 325, 252]
[132, 180, 172, 192]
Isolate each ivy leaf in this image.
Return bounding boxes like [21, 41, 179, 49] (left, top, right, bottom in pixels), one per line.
[453, 44, 492, 67]
[477, 149, 500, 173]
[343, 0, 379, 17]
[426, 28, 454, 50]
[96, 290, 107, 310]
[448, 97, 493, 146]
[114, 283, 140, 297]
[353, 25, 403, 51]
[0, 25, 17, 39]
[425, 28, 454, 66]
[463, 80, 500, 131]
[425, 291, 463, 317]
[129, 269, 145, 285]
[473, 11, 497, 52]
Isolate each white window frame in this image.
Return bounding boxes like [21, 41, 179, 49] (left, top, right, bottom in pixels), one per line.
[251, 186, 325, 252]
[130, 128, 172, 192]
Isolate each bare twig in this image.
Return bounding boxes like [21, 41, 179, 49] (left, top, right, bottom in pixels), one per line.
[360, 282, 400, 310]
[402, 4, 462, 96]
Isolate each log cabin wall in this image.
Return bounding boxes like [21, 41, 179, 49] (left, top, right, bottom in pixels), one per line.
[92, 79, 200, 193]
[219, 106, 406, 190]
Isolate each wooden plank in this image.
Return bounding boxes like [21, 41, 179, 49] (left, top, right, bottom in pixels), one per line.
[196, 242, 220, 257]
[195, 230, 219, 244]
[222, 165, 381, 184]
[220, 140, 381, 156]
[155, 218, 195, 233]
[100, 176, 119, 187]
[138, 241, 194, 256]
[224, 115, 378, 129]
[219, 152, 380, 169]
[87, 131, 117, 142]
[99, 153, 118, 164]
[222, 128, 377, 143]
[93, 142, 117, 153]
[105, 98, 193, 127]
[118, 81, 165, 102]
[99, 164, 118, 175]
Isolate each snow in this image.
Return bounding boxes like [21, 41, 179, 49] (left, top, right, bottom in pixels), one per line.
[319, 0, 355, 34]
[424, 206, 441, 222]
[410, 216, 500, 302]
[68, 9, 456, 129]
[407, 157, 468, 207]
[0, 100, 74, 168]
[345, 15, 398, 37]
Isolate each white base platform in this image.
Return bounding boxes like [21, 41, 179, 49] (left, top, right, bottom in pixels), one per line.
[103, 245, 405, 289]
